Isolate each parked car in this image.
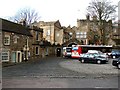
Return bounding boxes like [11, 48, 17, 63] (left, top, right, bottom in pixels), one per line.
[111, 50, 120, 59]
[112, 57, 120, 69]
[79, 53, 108, 64]
[87, 50, 108, 58]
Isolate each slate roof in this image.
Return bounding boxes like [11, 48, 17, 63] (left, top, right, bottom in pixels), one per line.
[0, 18, 32, 37]
[29, 25, 43, 33]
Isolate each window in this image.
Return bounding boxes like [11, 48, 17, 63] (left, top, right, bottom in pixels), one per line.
[2, 51, 9, 62]
[13, 35, 18, 43]
[47, 39, 50, 42]
[79, 32, 87, 38]
[80, 35, 84, 38]
[46, 30, 50, 36]
[84, 32, 87, 34]
[57, 33, 59, 37]
[69, 32, 72, 35]
[76, 32, 80, 38]
[76, 35, 79, 38]
[35, 47, 39, 55]
[36, 31, 39, 41]
[4, 35, 10, 45]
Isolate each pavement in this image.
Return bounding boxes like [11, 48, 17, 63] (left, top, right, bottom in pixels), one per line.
[2, 56, 51, 67]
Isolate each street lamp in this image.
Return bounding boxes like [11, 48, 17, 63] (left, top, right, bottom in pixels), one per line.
[23, 38, 29, 61]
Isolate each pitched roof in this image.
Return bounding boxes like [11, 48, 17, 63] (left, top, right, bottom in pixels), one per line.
[0, 18, 32, 36]
[29, 25, 43, 33]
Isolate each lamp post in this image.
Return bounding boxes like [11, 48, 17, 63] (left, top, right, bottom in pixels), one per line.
[23, 38, 29, 61]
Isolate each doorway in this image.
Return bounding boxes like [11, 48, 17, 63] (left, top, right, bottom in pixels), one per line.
[11, 52, 16, 62]
[16, 51, 22, 62]
[56, 48, 61, 57]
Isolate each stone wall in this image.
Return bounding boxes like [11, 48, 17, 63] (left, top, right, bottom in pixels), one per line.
[2, 32, 32, 62]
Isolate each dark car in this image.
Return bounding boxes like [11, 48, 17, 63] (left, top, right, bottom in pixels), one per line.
[112, 57, 120, 69]
[79, 53, 108, 64]
[111, 50, 120, 59]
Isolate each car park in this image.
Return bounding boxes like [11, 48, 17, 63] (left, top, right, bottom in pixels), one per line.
[112, 57, 120, 69]
[79, 53, 108, 64]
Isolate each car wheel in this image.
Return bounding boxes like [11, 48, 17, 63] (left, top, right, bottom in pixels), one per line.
[81, 59, 84, 63]
[118, 64, 120, 69]
[97, 60, 101, 64]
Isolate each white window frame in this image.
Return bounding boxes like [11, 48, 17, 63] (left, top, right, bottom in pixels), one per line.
[69, 32, 72, 35]
[76, 32, 80, 38]
[46, 30, 50, 36]
[35, 47, 39, 55]
[84, 34, 87, 38]
[4, 35, 10, 45]
[57, 33, 59, 37]
[2, 51, 9, 62]
[84, 32, 87, 35]
[76, 35, 79, 38]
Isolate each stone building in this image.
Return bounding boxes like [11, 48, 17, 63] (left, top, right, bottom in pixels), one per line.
[110, 21, 120, 45]
[77, 15, 113, 45]
[33, 20, 63, 45]
[28, 25, 44, 59]
[62, 26, 81, 47]
[0, 18, 32, 63]
[32, 20, 64, 56]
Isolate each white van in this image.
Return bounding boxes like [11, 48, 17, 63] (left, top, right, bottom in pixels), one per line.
[63, 47, 72, 58]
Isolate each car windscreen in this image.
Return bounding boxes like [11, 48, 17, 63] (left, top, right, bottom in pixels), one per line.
[66, 48, 72, 52]
[112, 50, 120, 54]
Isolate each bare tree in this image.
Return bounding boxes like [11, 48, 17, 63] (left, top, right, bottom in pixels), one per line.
[87, 0, 117, 21]
[10, 7, 40, 26]
[87, 0, 117, 44]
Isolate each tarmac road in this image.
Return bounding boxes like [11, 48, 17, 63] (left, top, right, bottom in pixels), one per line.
[2, 56, 119, 88]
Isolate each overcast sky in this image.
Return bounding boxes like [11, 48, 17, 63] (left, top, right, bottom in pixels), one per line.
[0, 0, 119, 26]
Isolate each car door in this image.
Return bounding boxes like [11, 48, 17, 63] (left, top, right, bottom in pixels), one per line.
[89, 54, 97, 63]
[82, 54, 89, 62]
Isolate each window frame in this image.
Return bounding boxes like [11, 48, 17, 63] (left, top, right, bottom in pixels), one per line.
[4, 35, 10, 45]
[35, 47, 39, 55]
[2, 51, 9, 62]
[36, 31, 39, 41]
[46, 30, 50, 36]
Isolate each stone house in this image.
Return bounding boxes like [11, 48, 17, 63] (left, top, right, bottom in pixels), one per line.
[33, 20, 63, 45]
[28, 25, 44, 59]
[0, 18, 32, 63]
[32, 20, 63, 56]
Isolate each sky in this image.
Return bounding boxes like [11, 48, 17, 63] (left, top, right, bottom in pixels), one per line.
[0, 0, 119, 26]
